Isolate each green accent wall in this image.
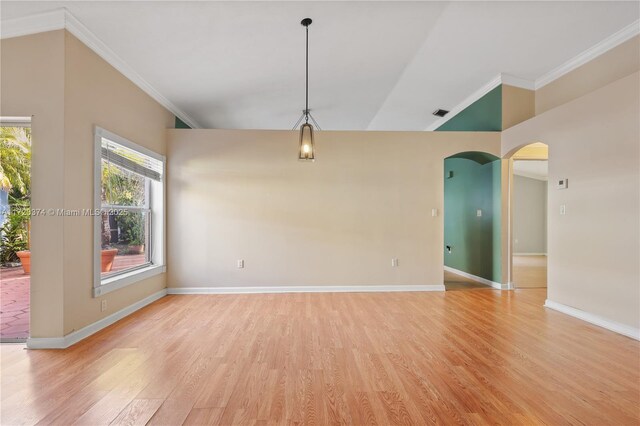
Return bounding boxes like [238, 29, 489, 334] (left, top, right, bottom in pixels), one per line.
[446, 151, 499, 165]
[175, 116, 191, 129]
[444, 156, 502, 282]
[436, 85, 502, 132]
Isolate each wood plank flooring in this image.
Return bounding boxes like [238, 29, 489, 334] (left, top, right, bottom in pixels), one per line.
[513, 255, 547, 288]
[1, 289, 639, 425]
[443, 270, 493, 291]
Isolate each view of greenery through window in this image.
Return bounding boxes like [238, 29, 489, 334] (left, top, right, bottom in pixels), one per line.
[1, 127, 156, 277]
[101, 146, 151, 277]
[0, 126, 31, 265]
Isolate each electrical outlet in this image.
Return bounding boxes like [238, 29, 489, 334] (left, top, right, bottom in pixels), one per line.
[431, 208, 438, 217]
[237, 259, 245, 268]
[560, 205, 566, 215]
[101, 300, 107, 312]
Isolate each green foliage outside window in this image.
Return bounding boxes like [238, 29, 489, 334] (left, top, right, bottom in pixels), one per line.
[0, 205, 29, 263]
[0, 127, 31, 265]
[101, 160, 146, 248]
[0, 127, 31, 194]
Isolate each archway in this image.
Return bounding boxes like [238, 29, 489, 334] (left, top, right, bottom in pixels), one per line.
[443, 151, 503, 291]
[505, 142, 549, 291]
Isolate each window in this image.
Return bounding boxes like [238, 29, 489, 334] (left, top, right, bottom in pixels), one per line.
[93, 127, 165, 296]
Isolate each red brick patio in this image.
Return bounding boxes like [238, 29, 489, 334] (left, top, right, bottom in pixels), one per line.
[0, 266, 29, 341]
[0, 254, 146, 341]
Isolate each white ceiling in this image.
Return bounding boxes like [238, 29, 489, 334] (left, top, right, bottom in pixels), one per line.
[514, 160, 548, 181]
[1, 1, 638, 130]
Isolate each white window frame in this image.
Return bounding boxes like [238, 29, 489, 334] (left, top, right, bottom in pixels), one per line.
[93, 127, 166, 297]
[0, 116, 32, 127]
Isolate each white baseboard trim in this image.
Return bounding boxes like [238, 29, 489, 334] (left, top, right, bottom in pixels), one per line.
[513, 253, 547, 256]
[544, 299, 639, 341]
[167, 285, 445, 295]
[444, 266, 510, 290]
[26, 289, 167, 349]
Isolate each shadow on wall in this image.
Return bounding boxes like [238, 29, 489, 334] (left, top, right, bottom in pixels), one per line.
[444, 152, 502, 282]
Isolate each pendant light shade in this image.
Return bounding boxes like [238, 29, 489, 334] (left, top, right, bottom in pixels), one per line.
[293, 18, 320, 161]
[299, 122, 315, 160]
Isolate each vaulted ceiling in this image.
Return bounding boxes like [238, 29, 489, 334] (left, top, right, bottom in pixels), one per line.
[1, 1, 638, 130]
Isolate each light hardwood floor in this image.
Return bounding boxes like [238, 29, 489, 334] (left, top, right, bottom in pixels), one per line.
[443, 270, 493, 291]
[1, 290, 638, 425]
[513, 255, 547, 288]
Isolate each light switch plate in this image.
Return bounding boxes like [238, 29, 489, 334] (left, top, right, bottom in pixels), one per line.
[557, 178, 568, 189]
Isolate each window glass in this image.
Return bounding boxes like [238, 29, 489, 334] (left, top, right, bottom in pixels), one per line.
[100, 137, 162, 279]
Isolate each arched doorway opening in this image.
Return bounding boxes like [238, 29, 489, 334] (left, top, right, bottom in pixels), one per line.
[505, 142, 549, 292]
[443, 151, 503, 291]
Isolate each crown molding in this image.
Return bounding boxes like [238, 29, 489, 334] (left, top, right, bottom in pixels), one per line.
[427, 21, 639, 132]
[501, 73, 535, 90]
[1, 8, 201, 129]
[0, 9, 65, 39]
[426, 74, 499, 131]
[535, 19, 640, 90]
[4, 8, 636, 132]
[426, 74, 500, 131]
[426, 72, 536, 131]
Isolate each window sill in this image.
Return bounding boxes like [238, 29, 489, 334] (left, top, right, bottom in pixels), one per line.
[93, 264, 166, 297]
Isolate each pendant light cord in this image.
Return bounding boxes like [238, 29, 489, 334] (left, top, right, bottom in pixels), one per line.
[293, 18, 318, 131]
[305, 24, 309, 123]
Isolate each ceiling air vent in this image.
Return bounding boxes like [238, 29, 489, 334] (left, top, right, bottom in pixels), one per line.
[432, 109, 449, 117]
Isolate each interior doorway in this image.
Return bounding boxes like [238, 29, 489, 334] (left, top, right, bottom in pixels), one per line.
[509, 143, 548, 291]
[0, 117, 32, 342]
[443, 151, 502, 291]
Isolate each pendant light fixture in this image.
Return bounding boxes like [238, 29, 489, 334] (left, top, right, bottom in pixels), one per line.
[293, 18, 321, 161]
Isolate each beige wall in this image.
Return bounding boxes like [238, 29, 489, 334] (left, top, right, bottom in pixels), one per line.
[167, 130, 501, 289]
[535, 36, 640, 115]
[1, 31, 174, 338]
[502, 85, 535, 130]
[502, 72, 640, 328]
[3, 27, 636, 339]
[1, 31, 66, 338]
[62, 32, 174, 334]
[512, 174, 547, 254]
